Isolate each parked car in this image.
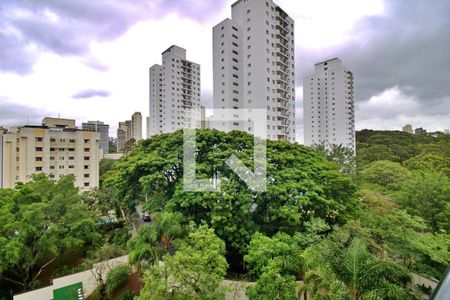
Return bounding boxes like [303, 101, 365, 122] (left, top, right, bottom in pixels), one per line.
[142, 212, 151, 222]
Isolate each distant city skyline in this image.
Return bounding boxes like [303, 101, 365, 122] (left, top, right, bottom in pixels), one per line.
[0, 0, 449, 142]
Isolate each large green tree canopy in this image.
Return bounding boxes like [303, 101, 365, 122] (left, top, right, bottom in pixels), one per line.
[0, 175, 100, 291]
[106, 129, 357, 255]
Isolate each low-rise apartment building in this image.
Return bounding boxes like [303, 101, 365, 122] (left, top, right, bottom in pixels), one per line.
[0, 118, 101, 190]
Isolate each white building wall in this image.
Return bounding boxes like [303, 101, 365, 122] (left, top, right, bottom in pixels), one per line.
[303, 58, 355, 151]
[213, 0, 296, 141]
[148, 45, 201, 137]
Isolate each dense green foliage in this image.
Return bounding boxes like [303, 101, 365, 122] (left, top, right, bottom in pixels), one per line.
[127, 211, 186, 271]
[105, 264, 132, 297]
[302, 234, 416, 299]
[399, 171, 450, 233]
[356, 129, 450, 171]
[360, 160, 410, 191]
[0, 175, 100, 291]
[100, 129, 449, 298]
[1, 129, 448, 299]
[137, 226, 228, 299]
[106, 129, 357, 258]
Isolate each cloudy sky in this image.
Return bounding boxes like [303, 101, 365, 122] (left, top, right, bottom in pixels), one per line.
[0, 0, 449, 142]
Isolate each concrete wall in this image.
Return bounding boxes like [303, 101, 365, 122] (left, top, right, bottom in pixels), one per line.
[14, 256, 128, 300]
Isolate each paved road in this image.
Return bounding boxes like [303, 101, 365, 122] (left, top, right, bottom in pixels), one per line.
[130, 204, 150, 237]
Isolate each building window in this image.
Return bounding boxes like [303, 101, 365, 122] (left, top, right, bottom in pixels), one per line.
[35, 167, 43, 171]
[35, 137, 43, 142]
[84, 156, 90, 161]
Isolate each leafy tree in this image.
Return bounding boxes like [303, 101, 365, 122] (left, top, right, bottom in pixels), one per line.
[404, 153, 450, 178]
[82, 188, 122, 221]
[244, 232, 302, 278]
[99, 159, 118, 187]
[127, 212, 185, 271]
[246, 264, 298, 300]
[399, 171, 450, 233]
[108, 130, 357, 257]
[137, 226, 228, 300]
[358, 189, 449, 277]
[360, 160, 410, 191]
[292, 217, 330, 249]
[311, 142, 356, 177]
[108, 139, 117, 153]
[124, 138, 136, 152]
[0, 175, 101, 291]
[357, 145, 400, 166]
[303, 236, 417, 299]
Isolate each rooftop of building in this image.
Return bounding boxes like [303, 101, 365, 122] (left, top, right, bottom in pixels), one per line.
[315, 57, 341, 65]
[42, 117, 76, 128]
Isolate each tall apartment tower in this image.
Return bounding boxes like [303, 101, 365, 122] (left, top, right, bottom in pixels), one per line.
[212, 0, 296, 141]
[0, 118, 101, 190]
[131, 112, 142, 141]
[148, 45, 201, 137]
[303, 58, 355, 151]
[82, 121, 110, 154]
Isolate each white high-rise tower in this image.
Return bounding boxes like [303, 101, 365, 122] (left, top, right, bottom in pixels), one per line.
[148, 45, 201, 137]
[212, 0, 296, 141]
[303, 58, 355, 151]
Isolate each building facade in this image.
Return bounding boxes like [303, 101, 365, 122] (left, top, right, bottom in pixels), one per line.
[117, 121, 129, 153]
[303, 58, 355, 151]
[402, 124, 413, 134]
[131, 112, 142, 141]
[148, 45, 201, 137]
[212, 0, 296, 141]
[415, 127, 427, 135]
[117, 112, 143, 153]
[82, 121, 110, 154]
[0, 118, 101, 190]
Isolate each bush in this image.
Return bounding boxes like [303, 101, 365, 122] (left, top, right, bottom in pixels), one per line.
[119, 290, 137, 300]
[105, 264, 132, 297]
